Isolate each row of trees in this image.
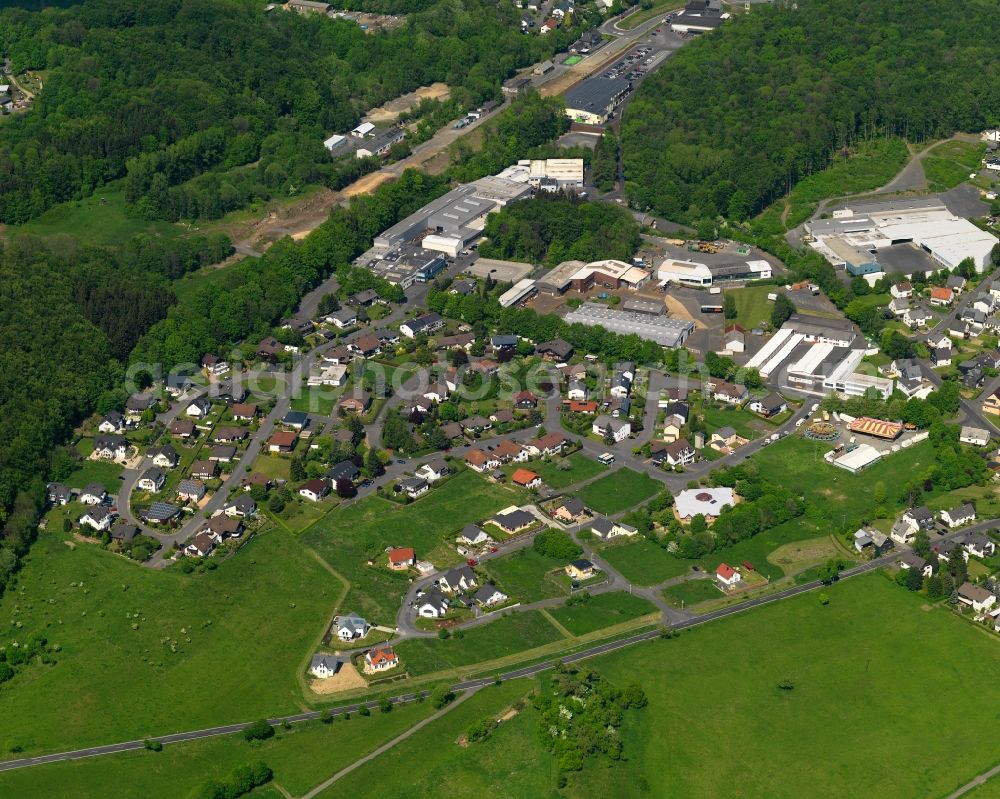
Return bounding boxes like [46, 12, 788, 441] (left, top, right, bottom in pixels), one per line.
[621, 0, 1000, 222]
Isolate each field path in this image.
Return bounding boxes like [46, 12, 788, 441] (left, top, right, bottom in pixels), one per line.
[944, 760, 1000, 799]
[297, 688, 480, 799]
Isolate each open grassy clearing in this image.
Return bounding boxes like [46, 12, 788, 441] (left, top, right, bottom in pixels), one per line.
[726, 285, 774, 331]
[506, 452, 606, 490]
[484, 548, 566, 603]
[0, 529, 338, 756]
[923, 140, 988, 192]
[317, 680, 551, 798]
[547, 591, 656, 636]
[0, 702, 433, 799]
[302, 471, 524, 621]
[598, 537, 691, 586]
[576, 468, 659, 514]
[699, 403, 766, 440]
[64, 459, 125, 492]
[394, 610, 565, 676]
[660, 578, 721, 608]
[618, 0, 672, 29]
[290, 386, 343, 416]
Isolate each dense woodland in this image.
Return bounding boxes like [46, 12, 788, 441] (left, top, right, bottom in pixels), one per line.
[0, 0, 596, 223]
[622, 0, 1000, 224]
[479, 194, 640, 265]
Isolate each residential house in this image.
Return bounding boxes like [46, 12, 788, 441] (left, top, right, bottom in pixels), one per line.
[526, 432, 568, 457]
[186, 533, 215, 558]
[328, 460, 360, 484]
[514, 390, 539, 410]
[662, 414, 685, 443]
[397, 476, 429, 499]
[137, 467, 166, 492]
[961, 426, 991, 447]
[716, 562, 741, 589]
[928, 333, 953, 367]
[309, 655, 342, 679]
[222, 495, 257, 517]
[388, 547, 416, 571]
[213, 426, 248, 444]
[565, 559, 596, 580]
[710, 380, 748, 405]
[339, 392, 372, 414]
[492, 508, 536, 533]
[552, 496, 588, 523]
[149, 444, 179, 469]
[210, 445, 237, 464]
[399, 313, 444, 339]
[593, 415, 631, 442]
[890, 282, 913, 300]
[141, 502, 180, 524]
[328, 307, 358, 329]
[964, 532, 996, 559]
[170, 419, 196, 438]
[888, 297, 909, 317]
[415, 459, 450, 482]
[511, 468, 542, 489]
[748, 394, 787, 418]
[567, 400, 598, 414]
[983, 389, 1000, 416]
[125, 393, 156, 420]
[164, 373, 197, 397]
[661, 438, 696, 467]
[93, 434, 128, 460]
[474, 584, 508, 608]
[903, 305, 933, 329]
[80, 506, 116, 532]
[589, 518, 638, 540]
[201, 515, 244, 542]
[364, 644, 399, 673]
[903, 506, 935, 530]
[490, 408, 515, 425]
[440, 565, 478, 594]
[282, 410, 310, 430]
[490, 334, 518, 352]
[929, 287, 954, 306]
[940, 503, 976, 528]
[710, 426, 748, 452]
[268, 431, 298, 453]
[416, 588, 450, 618]
[465, 449, 501, 473]
[47, 483, 72, 506]
[231, 403, 258, 421]
[190, 460, 219, 480]
[186, 398, 212, 418]
[461, 415, 493, 434]
[567, 380, 588, 401]
[457, 524, 491, 547]
[98, 411, 125, 434]
[299, 478, 330, 502]
[176, 479, 206, 502]
[890, 517, 917, 545]
[349, 336, 381, 358]
[336, 613, 370, 642]
[493, 441, 528, 463]
[201, 354, 229, 375]
[958, 582, 997, 614]
[898, 551, 934, 578]
[440, 421, 464, 441]
[110, 521, 140, 544]
[538, 338, 574, 361]
[80, 483, 106, 505]
[947, 275, 967, 294]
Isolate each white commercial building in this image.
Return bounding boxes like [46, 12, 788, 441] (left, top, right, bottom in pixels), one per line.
[499, 279, 537, 308]
[657, 258, 772, 287]
[528, 158, 585, 191]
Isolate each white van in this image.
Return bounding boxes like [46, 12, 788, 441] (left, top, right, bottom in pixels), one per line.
[598, 452, 615, 466]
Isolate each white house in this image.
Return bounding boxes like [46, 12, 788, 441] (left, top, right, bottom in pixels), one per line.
[474, 583, 508, 607]
[98, 412, 125, 434]
[439, 565, 478, 594]
[80, 506, 116, 532]
[589, 518, 638, 540]
[716, 562, 741, 590]
[960, 426, 991, 447]
[79, 484, 107, 505]
[593, 415, 631, 442]
[137, 468, 166, 492]
[309, 654, 342, 679]
[457, 524, 491, 547]
[964, 533, 996, 559]
[186, 398, 212, 418]
[364, 645, 399, 673]
[416, 589, 449, 618]
[336, 613, 370, 642]
[567, 380, 588, 401]
[958, 582, 997, 613]
[890, 282, 913, 300]
[415, 459, 450, 482]
[940, 503, 976, 528]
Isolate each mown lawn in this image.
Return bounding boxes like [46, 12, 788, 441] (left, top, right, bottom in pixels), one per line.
[0, 530, 339, 756]
[700, 403, 765, 440]
[506, 452, 606, 490]
[599, 538, 691, 586]
[0, 703, 433, 799]
[317, 681, 552, 798]
[661, 578, 722, 608]
[302, 471, 524, 621]
[577, 469, 659, 514]
[547, 591, 656, 636]
[394, 611, 565, 676]
[65, 459, 125, 492]
[727, 285, 775, 331]
[484, 548, 566, 603]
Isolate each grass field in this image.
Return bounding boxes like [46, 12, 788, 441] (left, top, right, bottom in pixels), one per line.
[618, 0, 672, 29]
[247, 453, 291, 481]
[0, 703, 434, 798]
[484, 548, 566, 603]
[303, 471, 523, 621]
[700, 403, 765, 440]
[0, 530, 339, 756]
[506, 452, 605, 489]
[661, 578, 721, 608]
[65, 459, 125, 492]
[394, 610, 564, 676]
[317, 680, 551, 798]
[547, 591, 656, 636]
[577, 469, 659, 514]
[290, 386, 342, 416]
[727, 285, 774, 331]
[599, 538, 691, 586]
[924, 140, 988, 192]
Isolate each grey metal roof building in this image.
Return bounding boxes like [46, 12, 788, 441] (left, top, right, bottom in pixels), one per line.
[563, 302, 694, 348]
[564, 77, 631, 124]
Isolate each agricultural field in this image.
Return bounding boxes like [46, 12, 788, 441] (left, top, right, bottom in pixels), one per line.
[0, 702, 434, 799]
[0, 530, 340, 756]
[547, 591, 656, 636]
[302, 471, 523, 621]
[484, 548, 566, 603]
[394, 611, 564, 676]
[576, 469, 659, 514]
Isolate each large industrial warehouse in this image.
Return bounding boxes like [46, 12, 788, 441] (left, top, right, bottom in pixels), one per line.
[563, 302, 694, 348]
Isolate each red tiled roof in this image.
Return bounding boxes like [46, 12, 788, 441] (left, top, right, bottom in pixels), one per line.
[716, 563, 737, 580]
[465, 449, 489, 466]
[930, 287, 953, 301]
[389, 547, 415, 564]
[269, 431, 298, 447]
[511, 469, 540, 486]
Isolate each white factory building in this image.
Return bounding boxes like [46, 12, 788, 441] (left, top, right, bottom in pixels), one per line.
[494, 158, 585, 191]
[805, 198, 999, 274]
[657, 257, 772, 287]
[745, 317, 893, 399]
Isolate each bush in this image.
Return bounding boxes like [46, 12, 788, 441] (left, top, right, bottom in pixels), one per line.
[379, 697, 392, 713]
[533, 529, 582, 561]
[242, 719, 274, 742]
[358, 705, 371, 717]
[143, 738, 163, 752]
[432, 686, 455, 709]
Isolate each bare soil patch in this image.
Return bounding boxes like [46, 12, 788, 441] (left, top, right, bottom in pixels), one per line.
[309, 660, 367, 695]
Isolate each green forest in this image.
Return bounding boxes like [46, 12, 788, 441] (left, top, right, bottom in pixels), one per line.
[479, 194, 640, 265]
[621, 0, 1000, 224]
[0, 0, 596, 223]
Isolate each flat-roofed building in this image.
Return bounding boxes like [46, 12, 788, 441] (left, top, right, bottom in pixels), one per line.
[564, 77, 631, 125]
[564, 302, 694, 348]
